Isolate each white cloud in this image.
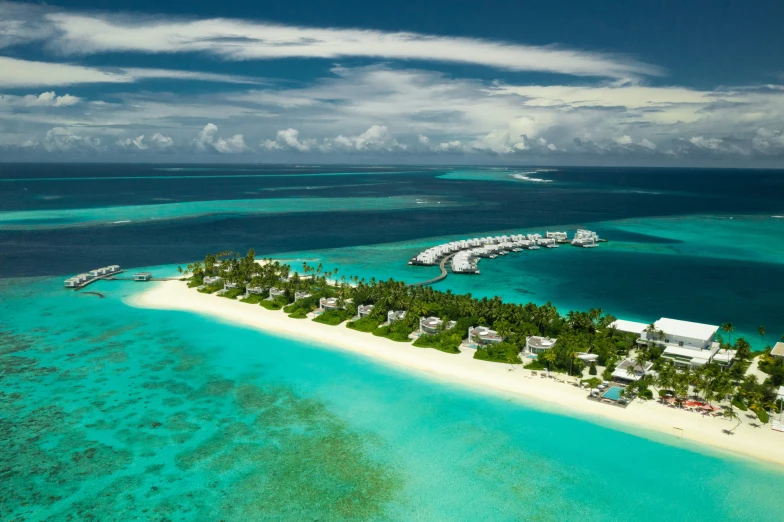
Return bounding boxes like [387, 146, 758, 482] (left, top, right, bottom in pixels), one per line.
[0, 56, 264, 87]
[194, 123, 248, 153]
[0, 91, 81, 107]
[263, 128, 318, 152]
[150, 132, 174, 150]
[42, 127, 102, 152]
[116, 135, 148, 150]
[752, 128, 784, 154]
[333, 125, 405, 152]
[0, 2, 659, 79]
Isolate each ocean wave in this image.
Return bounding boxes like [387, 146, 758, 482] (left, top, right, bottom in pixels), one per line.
[511, 173, 553, 183]
[773, 215, 784, 219]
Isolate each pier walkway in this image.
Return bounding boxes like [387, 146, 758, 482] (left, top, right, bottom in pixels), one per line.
[409, 253, 455, 287]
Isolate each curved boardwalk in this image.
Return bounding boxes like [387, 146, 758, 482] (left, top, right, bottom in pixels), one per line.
[409, 253, 455, 287]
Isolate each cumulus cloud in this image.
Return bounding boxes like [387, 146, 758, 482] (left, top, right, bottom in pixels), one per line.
[0, 2, 659, 79]
[116, 133, 174, 151]
[752, 128, 784, 154]
[194, 123, 248, 154]
[333, 125, 405, 152]
[42, 127, 102, 152]
[263, 128, 319, 152]
[0, 91, 81, 107]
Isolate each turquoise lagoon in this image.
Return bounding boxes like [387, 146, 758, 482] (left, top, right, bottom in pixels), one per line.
[2, 274, 784, 521]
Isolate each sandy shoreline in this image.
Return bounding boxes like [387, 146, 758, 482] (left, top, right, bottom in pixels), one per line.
[127, 280, 784, 468]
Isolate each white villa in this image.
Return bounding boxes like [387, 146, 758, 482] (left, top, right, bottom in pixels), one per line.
[771, 342, 784, 361]
[357, 304, 375, 318]
[269, 287, 286, 299]
[546, 231, 569, 243]
[419, 317, 456, 335]
[294, 291, 311, 301]
[612, 358, 655, 382]
[572, 229, 599, 247]
[203, 275, 222, 286]
[387, 310, 407, 323]
[133, 272, 152, 282]
[526, 336, 557, 354]
[468, 326, 503, 345]
[641, 317, 734, 368]
[245, 286, 265, 295]
[224, 281, 239, 290]
[319, 297, 340, 310]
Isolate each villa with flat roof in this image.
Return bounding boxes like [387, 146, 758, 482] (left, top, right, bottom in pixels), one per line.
[419, 317, 456, 335]
[133, 272, 152, 281]
[294, 291, 311, 301]
[357, 304, 374, 318]
[642, 318, 734, 368]
[468, 326, 503, 345]
[609, 319, 649, 336]
[246, 286, 265, 295]
[203, 275, 222, 286]
[526, 336, 557, 354]
[269, 287, 286, 298]
[771, 342, 784, 360]
[612, 358, 655, 382]
[387, 310, 406, 323]
[319, 297, 352, 310]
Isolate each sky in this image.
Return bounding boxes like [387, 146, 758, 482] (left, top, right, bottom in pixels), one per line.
[1, 0, 784, 166]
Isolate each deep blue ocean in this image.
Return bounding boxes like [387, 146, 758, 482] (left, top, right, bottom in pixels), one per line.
[2, 163, 784, 520]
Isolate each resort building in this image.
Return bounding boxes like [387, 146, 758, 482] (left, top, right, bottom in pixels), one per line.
[294, 291, 311, 301]
[419, 317, 456, 335]
[224, 281, 239, 290]
[572, 229, 599, 247]
[546, 231, 569, 243]
[319, 297, 341, 310]
[133, 272, 152, 282]
[609, 319, 649, 336]
[577, 353, 599, 365]
[611, 358, 655, 382]
[203, 275, 222, 286]
[642, 318, 733, 368]
[245, 286, 265, 295]
[771, 342, 784, 361]
[269, 287, 286, 299]
[468, 326, 503, 345]
[387, 310, 407, 323]
[526, 336, 557, 354]
[357, 304, 375, 318]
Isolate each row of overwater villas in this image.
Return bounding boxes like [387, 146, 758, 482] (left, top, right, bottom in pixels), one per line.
[411, 230, 602, 268]
[64, 265, 121, 287]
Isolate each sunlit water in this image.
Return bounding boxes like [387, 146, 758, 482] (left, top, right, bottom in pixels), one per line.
[2, 275, 783, 521]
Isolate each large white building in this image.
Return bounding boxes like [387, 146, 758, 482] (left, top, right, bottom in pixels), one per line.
[642, 318, 733, 368]
[526, 336, 557, 354]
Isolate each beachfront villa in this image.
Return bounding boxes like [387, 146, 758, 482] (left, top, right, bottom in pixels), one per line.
[577, 352, 599, 365]
[294, 291, 311, 301]
[771, 342, 784, 361]
[319, 297, 349, 311]
[269, 287, 286, 299]
[419, 317, 456, 335]
[642, 318, 735, 368]
[526, 336, 557, 354]
[468, 326, 503, 345]
[133, 272, 152, 281]
[224, 281, 239, 290]
[387, 310, 407, 323]
[246, 286, 265, 295]
[203, 275, 222, 286]
[612, 358, 655, 382]
[357, 304, 375, 318]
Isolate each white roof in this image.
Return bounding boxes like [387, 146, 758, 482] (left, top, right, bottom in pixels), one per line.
[777, 386, 784, 400]
[771, 342, 784, 357]
[654, 318, 718, 340]
[662, 346, 713, 362]
[610, 319, 649, 335]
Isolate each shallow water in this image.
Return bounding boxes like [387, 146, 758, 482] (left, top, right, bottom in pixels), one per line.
[2, 275, 784, 520]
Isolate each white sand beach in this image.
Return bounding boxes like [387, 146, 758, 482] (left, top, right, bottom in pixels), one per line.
[128, 280, 784, 467]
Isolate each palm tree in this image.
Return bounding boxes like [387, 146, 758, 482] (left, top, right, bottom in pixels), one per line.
[724, 406, 742, 433]
[758, 326, 766, 344]
[542, 350, 556, 373]
[721, 322, 735, 345]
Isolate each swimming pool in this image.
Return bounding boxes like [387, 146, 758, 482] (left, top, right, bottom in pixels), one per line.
[602, 386, 625, 401]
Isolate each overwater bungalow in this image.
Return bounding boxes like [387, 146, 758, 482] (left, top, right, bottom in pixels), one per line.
[133, 272, 152, 281]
